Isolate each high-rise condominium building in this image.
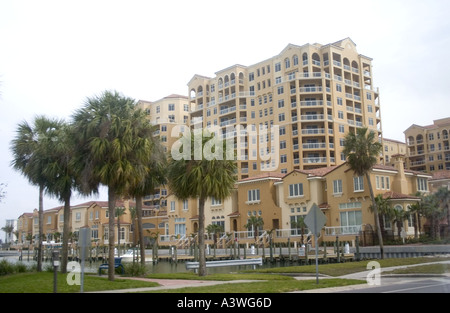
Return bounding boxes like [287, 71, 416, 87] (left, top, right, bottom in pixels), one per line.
[187, 38, 382, 180]
[404, 117, 450, 173]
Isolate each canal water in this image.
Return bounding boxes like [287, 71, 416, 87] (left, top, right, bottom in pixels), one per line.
[0, 253, 301, 275]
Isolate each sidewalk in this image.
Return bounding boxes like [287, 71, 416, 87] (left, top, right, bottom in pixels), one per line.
[92, 277, 261, 293]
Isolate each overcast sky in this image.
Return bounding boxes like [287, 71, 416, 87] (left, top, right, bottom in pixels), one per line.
[1, 0, 450, 238]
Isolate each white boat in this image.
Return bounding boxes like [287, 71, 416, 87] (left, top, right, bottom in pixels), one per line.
[118, 249, 153, 263]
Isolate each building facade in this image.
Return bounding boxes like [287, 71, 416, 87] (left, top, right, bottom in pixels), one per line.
[404, 117, 450, 173]
[187, 38, 382, 180]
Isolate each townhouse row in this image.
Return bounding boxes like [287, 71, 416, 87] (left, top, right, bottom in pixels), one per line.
[16, 154, 431, 248]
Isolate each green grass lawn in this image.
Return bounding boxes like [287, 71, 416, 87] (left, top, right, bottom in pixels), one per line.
[253, 257, 450, 276]
[145, 278, 364, 293]
[0, 272, 159, 293]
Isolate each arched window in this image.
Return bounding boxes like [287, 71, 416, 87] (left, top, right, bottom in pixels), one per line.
[312, 53, 320, 66]
[302, 53, 308, 65]
[293, 55, 298, 66]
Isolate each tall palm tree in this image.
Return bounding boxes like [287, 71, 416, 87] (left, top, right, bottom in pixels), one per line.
[343, 127, 384, 258]
[167, 131, 237, 276]
[72, 90, 154, 281]
[42, 122, 80, 273]
[10, 115, 63, 271]
[127, 125, 167, 265]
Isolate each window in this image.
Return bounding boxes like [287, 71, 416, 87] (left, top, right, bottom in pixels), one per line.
[280, 154, 287, 163]
[289, 183, 304, 197]
[183, 200, 188, 211]
[285, 58, 290, 68]
[183, 104, 189, 112]
[417, 178, 428, 191]
[170, 201, 176, 212]
[340, 210, 362, 232]
[277, 86, 284, 94]
[353, 176, 364, 192]
[76, 212, 81, 221]
[247, 189, 260, 203]
[275, 62, 281, 72]
[279, 113, 285, 122]
[168, 103, 175, 111]
[211, 197, 222, 206]
[333, 179, 343, 194]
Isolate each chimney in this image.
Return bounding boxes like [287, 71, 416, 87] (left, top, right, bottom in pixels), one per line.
[392, 154, 408, 194]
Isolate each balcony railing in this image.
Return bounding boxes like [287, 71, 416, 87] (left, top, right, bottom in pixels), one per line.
[324, 225, 362, 236]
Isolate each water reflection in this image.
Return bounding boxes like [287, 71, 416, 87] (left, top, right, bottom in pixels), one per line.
[1, 255, 291, 275]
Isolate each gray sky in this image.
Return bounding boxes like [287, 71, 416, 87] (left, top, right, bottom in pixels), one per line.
[1, 0, 450, 237]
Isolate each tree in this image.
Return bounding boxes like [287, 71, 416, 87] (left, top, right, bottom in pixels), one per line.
[343, 127, 384, 258]
[422, 193, 445, 240]
[435, 187, 450, 237]
[369, 194, 392, 240]
[167, 130, 237, 276]
[127, 126, 167, 265]
[10, 115, 63, 271]
[391, 206, 410, 239]
[244, 215, 264, 242]
[42, 121, 80, 273]
[72, 90, 154, 281]
[206, 223, 224, 249]
[115, 207, 126, 257]
[1, 224, 14, 245]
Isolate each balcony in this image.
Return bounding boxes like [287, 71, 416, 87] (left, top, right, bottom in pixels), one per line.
[324, 225, 362, 236]
[302, 143, 327, 149]
[301, 128, 326, 135]
[303, 157, 328, 164]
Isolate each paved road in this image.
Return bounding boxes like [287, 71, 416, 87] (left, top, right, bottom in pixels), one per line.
[337, 277, 450, 293]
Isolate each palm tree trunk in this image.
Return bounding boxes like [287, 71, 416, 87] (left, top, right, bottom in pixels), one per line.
[135, 195, 146, 265]
[198, 196, 206, 276]
[37, 185, 44, 272]
[61, 193, 71, 274]
[365, 173, 384, 259]
[108, 188, 116, 281]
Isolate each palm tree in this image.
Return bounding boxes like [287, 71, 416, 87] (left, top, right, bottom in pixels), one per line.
[10, 115, 63, 271]
[369, 194, 392, 240]
[72, 90, 154, 281]
[42, 121, 80, 273]
[115, 207, 126, 257]
[343, 127, 384, 258]
[127, 126, 167, 265]
[435, 187, 450, 237]
[422, 193, 445, 240]
[1, 225, 14, 245]
[244, 215, 264, 242]
[167, 130, 237, 276]
[391, 207, 410, 240]
[206, 224, 224, 249]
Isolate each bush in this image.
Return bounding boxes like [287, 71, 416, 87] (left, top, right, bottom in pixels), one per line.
[123, 262, 147, 277]
[0, 259, 31, 276]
